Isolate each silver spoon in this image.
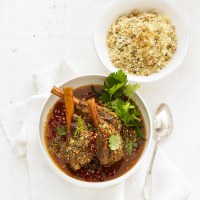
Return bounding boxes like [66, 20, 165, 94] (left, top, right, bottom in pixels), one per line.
[143, 103, 173, 200]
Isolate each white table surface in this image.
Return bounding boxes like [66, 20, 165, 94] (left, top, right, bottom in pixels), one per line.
[0, 0, 199, 199]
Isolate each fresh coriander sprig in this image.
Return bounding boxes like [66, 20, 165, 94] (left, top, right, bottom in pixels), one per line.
[101, 70, 127, 103]
[111, 99, 140, 127]
[124, 83, 140, 100]
[56, 125, 67, 136]
[74, 116, 85, 136]
[108, 134, 122, 150]
[125, 138, 138, 155]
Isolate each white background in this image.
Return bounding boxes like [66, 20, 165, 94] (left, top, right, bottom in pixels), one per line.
[0, 0, 199, 199]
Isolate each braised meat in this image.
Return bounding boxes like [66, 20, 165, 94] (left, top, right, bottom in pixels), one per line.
[95, 106, 124, 166]
[57, 114, 94, 171]
[75, 101, 124, 167]
[74, 101, 92, 124]
[48, 99, 124, 170]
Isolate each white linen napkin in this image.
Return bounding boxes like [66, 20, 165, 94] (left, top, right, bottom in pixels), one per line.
[0, 60, 191, 200]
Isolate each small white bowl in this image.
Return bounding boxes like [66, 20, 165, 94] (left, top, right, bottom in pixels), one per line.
[39, 74, 152, 188]
[94, 0, 189, 83]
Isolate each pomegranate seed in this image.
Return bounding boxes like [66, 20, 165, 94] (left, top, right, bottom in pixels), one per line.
[55, 115, 59, 121]
[91, 170, 95, 174]
[88, 91, 93, 95]
[52, 131, 56, 138]
[99, 176, 104, 181]
[85, 176, 90, 181]
[108, 172, 113, 176]
[90, 136, 95, 143]
[95, 170, 100, 175]
[79, 170, 84, 177]
[49, 121, 54, 126]
[51, 116, 55, 121]
[96, 174, 101, 179]
[90, 144, 95, 152]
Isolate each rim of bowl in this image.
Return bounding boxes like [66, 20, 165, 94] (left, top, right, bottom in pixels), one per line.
[93, 0, 189, 83]
[39, 74, 153, 188]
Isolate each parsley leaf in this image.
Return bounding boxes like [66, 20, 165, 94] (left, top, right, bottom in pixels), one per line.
[105, 70, 127, 89]
[101, 70, 141, 128]
[112, 70, 127, 83]
[109, 82, 126, 98]
[135, 127, 146, 139]
[74, 116, 85, 136]
[111, 99, 125, 114]
[101, 70, 127, 103]
[125, 139, 138, 155]
[111, 99, 140, 126]
[56, 125, 67, 136]
[91, 85, 101, 95]
[109, 134, 122, 150]
[124, 84, 140, 99]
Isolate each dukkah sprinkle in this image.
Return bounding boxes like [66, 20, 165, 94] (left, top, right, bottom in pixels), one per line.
[106, 10, 178, 76]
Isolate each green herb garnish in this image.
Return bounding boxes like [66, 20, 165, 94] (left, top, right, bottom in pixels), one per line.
[56, 125, 67, 136]
[111, 99, 140, 126]
[101, 70, 141, 128]
[91, 85, 101, 95]
[109, 134, 122, 150]
[74, 116, 85, 135]
[135, 127, 146, 139]
[124, 83, 140, 99]
[125, 139, 138, 155]
[101, 70, 127, 103]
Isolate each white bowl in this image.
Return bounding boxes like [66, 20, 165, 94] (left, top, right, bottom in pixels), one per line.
[94, 0, 189, 83]
[39, 74, 152, 188]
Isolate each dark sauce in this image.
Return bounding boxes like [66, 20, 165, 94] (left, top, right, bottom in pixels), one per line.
[44, 85, 146, 182]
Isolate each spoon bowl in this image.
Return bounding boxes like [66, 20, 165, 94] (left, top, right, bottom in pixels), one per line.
[154, 104, 173, 141]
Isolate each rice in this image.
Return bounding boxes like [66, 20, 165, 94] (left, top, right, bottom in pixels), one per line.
[106, 10, 177, 76]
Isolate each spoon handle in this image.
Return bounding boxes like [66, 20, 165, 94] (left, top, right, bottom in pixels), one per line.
[143, 141, 158, 200]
